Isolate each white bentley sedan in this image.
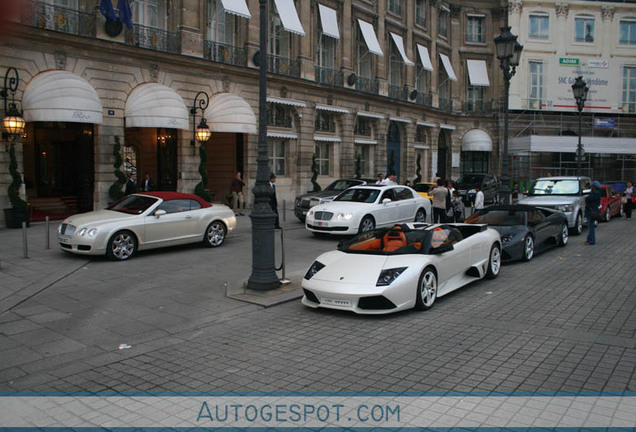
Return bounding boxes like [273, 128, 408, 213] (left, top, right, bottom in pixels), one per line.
[58, 192, 236, 261]
[305, 185, 431, 235]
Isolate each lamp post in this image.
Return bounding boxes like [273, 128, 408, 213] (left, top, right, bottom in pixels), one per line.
[2, 67, 26, 140]
[571, 76, 588, 175]
[191, 91, 211, 148]
[247, 0, 280, 291]
[494, 26, 522, 205]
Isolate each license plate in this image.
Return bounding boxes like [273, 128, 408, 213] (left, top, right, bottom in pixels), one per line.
[321, 298, 352, 307]
[317, 221, 328, 227]
[58, 236, 70, 244]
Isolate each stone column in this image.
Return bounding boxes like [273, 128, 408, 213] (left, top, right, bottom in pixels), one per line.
[555, 1, 569, 57]
[180, 0, 204, 58]
[298, 0, 314, 80]
[341, 0, 353, 76]
[601, 6, 614, 59]
[376, 1, 387, 96]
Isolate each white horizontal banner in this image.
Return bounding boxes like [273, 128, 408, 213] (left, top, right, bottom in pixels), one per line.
[1, 394, 634, 429]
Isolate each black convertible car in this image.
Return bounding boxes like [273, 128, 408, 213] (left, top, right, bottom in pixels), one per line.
[465, 204, 569, 262]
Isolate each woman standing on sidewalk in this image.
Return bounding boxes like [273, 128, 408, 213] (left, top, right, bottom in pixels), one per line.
[585, 181, 601, 245]
[624, 180, 634, 221]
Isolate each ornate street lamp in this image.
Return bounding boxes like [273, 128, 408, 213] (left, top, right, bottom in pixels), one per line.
[248, 0, 280, 291]
[191, 91, 211, 146]
[2, 67, 25, 140]
[494, 26, 523, 204]
[571, 76, 588, 175]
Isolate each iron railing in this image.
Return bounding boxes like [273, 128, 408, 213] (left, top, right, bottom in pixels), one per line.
[203, 41, 247, 67]
[463, 100, 493, 113]
[126, 24, 180, 54]
[388, 84, 408, 101]
[315, 66, 344, 87]
[355, 76, 379, 95]
[438, 97, 453, 111]
[412, 90, 433, 107]
[22, 1, 96, 37]
[266, 54, 300, 78]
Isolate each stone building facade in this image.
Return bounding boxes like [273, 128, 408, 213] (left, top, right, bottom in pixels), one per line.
[0, 0, 508, 224]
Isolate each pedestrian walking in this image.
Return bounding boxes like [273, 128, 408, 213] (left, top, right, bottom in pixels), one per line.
[430, 179, 449, 223]
[585, 181, 602, 245]
[230, 171, 245, 216]
[473, 185, 484, 215]
[451, 190, 465, 222]
[625, 180, 634, 220]
[511, 182, 520, 204]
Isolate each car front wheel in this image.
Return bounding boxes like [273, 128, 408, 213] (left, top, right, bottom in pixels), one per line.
[415, 267, 437, 310]
[204, 221, 227, 247]
[604, 206, 611, 222]
[522, 235, 534, 261]
[107, 230, 137, 261]
[557, 223, 569, 247]
[571, 212, 583, 235]
[485, 244, 501, 279]
[358, 215, 375, 233]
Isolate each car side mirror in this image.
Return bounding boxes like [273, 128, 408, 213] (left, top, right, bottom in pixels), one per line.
[432, 243, 454, 254]
[382, 198, 392, 204]
[583, 189, 591, 194]
[154, 209, 167, 217]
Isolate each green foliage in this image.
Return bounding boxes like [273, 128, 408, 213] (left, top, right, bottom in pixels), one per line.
[354, 153, 362, 179]
[414, 153, 422, 183]
[310, 153, 321, 192]
[109, 136, 126, 201]
[7, 143, 28, 210]
[195, 145, 213, 201]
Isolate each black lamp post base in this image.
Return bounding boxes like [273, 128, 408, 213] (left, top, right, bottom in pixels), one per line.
[247, 210, 281, 291]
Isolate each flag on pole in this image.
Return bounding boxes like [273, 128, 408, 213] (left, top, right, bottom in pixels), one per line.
[118, 0, 133, 29]
[99, 0, 117, 21]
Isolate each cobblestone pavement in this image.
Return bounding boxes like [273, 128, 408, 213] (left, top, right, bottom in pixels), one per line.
[0, 210, 634, 394]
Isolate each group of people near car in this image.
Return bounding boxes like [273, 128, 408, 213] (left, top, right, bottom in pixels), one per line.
[428, 178, 482, 224]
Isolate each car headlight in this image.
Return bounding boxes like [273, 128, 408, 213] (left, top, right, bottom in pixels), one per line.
[304, 261, 325, 280]
[307, 210, 314, 218]
[78, 228, 98, 237]
[376, 267, 408, 287]
[336, 213, 353, 221]
[555, 204, 574, 212]
[501, 233, 513, 243]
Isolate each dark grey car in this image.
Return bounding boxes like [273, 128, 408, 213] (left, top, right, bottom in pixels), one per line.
[294, 178, 374, 221]
[455, 173, 500, 206]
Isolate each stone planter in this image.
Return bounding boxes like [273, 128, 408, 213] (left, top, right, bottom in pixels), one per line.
[4, 208, 30, 229]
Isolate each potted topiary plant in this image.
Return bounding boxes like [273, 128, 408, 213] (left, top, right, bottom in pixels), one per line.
[310, 153, 321, 192]
[108, 136, 126, 202]
[194, 145, 212, 201]
[4, 141, 30, 228]
[354, 152, 362, 179]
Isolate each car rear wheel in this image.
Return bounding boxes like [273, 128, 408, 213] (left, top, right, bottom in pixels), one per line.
[522, 235, 534, 261]
[414, 208, 426, 223]
[107, 230, 137, 261]
[570, 212, 583, 235]
[204, 221, 227, 247]
[604, 206, 611, 222]
[557, 223, 569, 247]
[485, 244, 501, 279]
[358, 215, 375, 233]
[415, 267, 437, 310]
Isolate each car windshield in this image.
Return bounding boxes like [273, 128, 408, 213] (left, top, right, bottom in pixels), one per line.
[334, 188, 380, 203]
[326, 180, 360, 191]
[456, 175, 484, 186]
[529, 179, 580, 195]
[107, 195, 158, 214]
[466, 210, 525, 226]
[338, 227, 429, 255]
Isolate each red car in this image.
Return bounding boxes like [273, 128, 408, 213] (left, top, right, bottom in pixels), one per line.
[599, 185, 622, 222]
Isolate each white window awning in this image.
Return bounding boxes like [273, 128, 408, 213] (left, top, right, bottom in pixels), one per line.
[417, 121, 436, 128]
[462, 129, 493, 151]
[390, 33, 414, 66]
[220, 0, 251, 19]
[267, 96, 306, 107]
[274, 0, 305, 36]
[357, 111, 384, 119]
[318, 4, 339, 39]
[414, 144, 430, 150]
[316, 104, 349, 114]
[22, 70, 103, 124]
[416, 44, 434, 71]
[440, 123, 456, 130]
[204, 93, 256, 134]
[467, 60, 490, 86]
[390, 116, 411, 124]
[125, 83, 189, 130]
[439, 53, 457, 81]
[354, 139, 378, 145]
[314, 135, 341, 142]
[267, 131, 298, 139]
[358, 19, 383, 56]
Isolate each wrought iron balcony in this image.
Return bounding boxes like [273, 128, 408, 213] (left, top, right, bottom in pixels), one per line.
[411, 90, 433, 107]
[463, 100, 493, 113]
[355, 76, 379, 95]
[388, 84, 408, 101]
[266, 54, 300, 78]
[22, 0, 96, 37]
[126, 24, 180, 54]
[438, 97, 453, 111]
[203, 41, 247, 67]
[315, 66, 344, 87]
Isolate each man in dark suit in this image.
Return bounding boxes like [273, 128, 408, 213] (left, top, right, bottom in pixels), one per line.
[125, 173, 137, 195]
[142, 173, 154, 192]
[269, 173, 281, 229]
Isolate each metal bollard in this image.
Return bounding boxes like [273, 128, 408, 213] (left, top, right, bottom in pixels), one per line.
[45, 216, 50, 249]
[275, 228, 290, 284]
[282, 199, 286, 222]
[22, 221, 29, 259]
